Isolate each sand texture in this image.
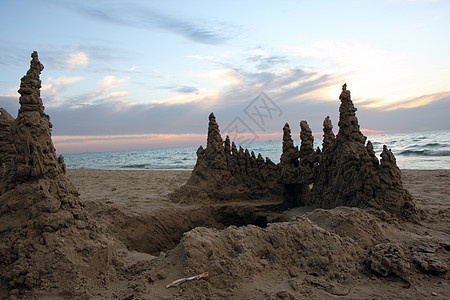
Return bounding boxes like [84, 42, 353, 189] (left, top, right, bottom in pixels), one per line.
[63, 168, 449, 299]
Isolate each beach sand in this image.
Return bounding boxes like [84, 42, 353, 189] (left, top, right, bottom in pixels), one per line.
[3, 52, 447, 299]
[64, 169, 450, 299]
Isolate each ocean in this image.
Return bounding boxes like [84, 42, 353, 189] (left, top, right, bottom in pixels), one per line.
[61, 130, 450, 170]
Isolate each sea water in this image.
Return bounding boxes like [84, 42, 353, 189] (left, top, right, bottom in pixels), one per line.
[61, 129, 450, 170]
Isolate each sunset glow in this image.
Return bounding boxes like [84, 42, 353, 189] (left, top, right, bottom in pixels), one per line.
[1, 0, 449, 153]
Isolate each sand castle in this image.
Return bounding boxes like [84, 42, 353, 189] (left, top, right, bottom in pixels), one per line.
[175, 83, 417, 220]
[177, 112, 282, 202]
[1, 52, 447, 299]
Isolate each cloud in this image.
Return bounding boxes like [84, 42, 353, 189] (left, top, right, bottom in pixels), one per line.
[200, 68, 244, 86]
[200, 66, 337, 106]
[41, 84, 60, 103]
[66, 51, 89, 67]
[19, 80, 448, 154]
[291, 40, 400, 75]
[286, 39, 449, 112]
[356, 92, 450, 132]
[156, 84, 199, 94]
[386, 93, 445, 110]
[42, 75, 130, 108]
[49, 0, 238, 45]
[151, 92, 216, 105]
[186, 55, 215, 61]
[47, 98, 210, 138]
[358, 90, 450, 111]
[0, 48, 32, 68]
[71, 75, 130, 104]
[187, 46, 338, 108]
[18, 44, 136, 75]
[175, 86, 199, 94]
[164, 47, 337, 110]
[248, 48, 269, 57]
[40, 76, 85, 106]
[106, 91, 130, 99]
[153, 69, 172, 79]
[48, 76, 85, 86]
[254, 56, 289, 70]
[101, 75, 129, 90]
[246, 48, 289, 70]
[0, 95, 20, 117]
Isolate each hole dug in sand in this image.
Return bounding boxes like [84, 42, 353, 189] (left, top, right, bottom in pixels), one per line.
[102, 202, 283, 256]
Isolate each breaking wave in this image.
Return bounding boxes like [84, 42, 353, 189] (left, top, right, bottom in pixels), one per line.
[399, 150, 450, 157]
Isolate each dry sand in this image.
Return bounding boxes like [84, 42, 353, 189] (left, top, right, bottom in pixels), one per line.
[63, 168, 449, 299]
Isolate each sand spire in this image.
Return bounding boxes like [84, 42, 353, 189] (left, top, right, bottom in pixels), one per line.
[298, 120, 316, 179]
[322, 116, 335, 152]
[279, 123, 301, 206]
[205, 113, 227, 169]
[180, 84, 416, 219]
[0, 52, 117, 297]
[1, 52, 68, 192]
[173, 113, 281, 202]
[12, 51, 67, 183]
[299, 120, 314, 157]
[0, 109, 16, 181]
[311, 84, 417, 219]
[337, 83, 366, 144]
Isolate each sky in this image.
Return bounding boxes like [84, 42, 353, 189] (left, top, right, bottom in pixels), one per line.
[1, 0, 449, 154]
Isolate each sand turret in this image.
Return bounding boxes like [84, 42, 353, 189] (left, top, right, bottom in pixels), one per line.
[337, 82, 366, 144]
[278, 121, 317, 207]
[6, 52, 68, 187]
[0, 109, 16, 181]
[205, 113, 227, 169]
[173, 113, 282, 202]
[0, 52, 117, 297]
[298, 120, 316, 181]
[279, 123, 301, 206]
[299, 120, 314, 157]
[279, 123, 300, 183]
[322, 116, 335, 152]
[181, 84, 416, 219]
[311, 84, 417, 219]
